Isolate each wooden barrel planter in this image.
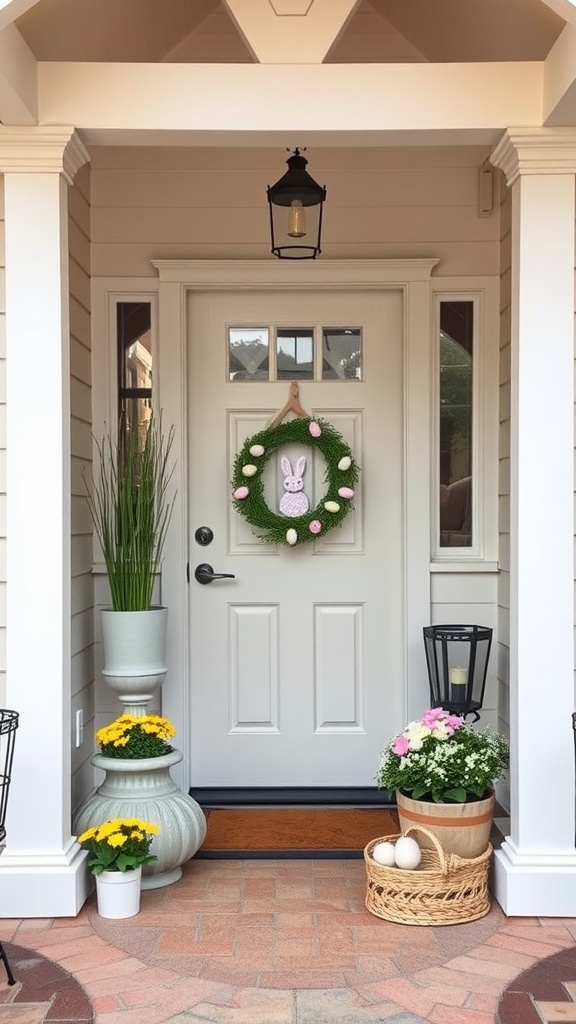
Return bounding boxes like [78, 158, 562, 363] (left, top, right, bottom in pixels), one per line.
[396, 791, 495, 858]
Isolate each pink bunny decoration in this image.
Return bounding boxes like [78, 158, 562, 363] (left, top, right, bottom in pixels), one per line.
[279, 455, 310, 517]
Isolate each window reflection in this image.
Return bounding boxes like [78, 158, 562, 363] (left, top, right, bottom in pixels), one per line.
[439, 301, 473, 547]
[117, 301, 152, 444]
[229, 328, 269, 381]
[322, 328, 362, 380]
[277, 329, 313, 380]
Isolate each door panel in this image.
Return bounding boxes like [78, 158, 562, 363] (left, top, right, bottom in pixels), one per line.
[188, 289, 404, 786]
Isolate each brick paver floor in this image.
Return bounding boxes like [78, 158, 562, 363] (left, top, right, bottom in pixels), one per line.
[0, 857, 575, 1023]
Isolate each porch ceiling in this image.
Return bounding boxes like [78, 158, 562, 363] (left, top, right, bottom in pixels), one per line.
[13, 0, 566, 65]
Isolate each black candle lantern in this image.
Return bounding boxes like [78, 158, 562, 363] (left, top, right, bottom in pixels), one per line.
[267, 148, 326, 260]
[423, 625, 492, 721]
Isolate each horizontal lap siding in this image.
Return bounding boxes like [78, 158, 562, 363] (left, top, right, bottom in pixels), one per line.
[430, 573, 499, 730]
[69, 164, 94, 813]
[89, 145, 500, 277]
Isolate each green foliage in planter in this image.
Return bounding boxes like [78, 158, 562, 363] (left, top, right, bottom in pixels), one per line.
[86, 415, 175, 611]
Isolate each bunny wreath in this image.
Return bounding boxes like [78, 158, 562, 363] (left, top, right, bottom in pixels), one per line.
[231, 383, 359, 547]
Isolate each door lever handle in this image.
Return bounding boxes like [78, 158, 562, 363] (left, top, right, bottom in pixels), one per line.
[194, 562, 236, 585]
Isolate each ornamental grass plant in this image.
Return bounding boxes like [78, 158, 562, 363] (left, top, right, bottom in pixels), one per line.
[77, 818, 159, 874]
[376, 706, 509, 803]
[96, 714, 176, 759]
[86, 414, 175, 611]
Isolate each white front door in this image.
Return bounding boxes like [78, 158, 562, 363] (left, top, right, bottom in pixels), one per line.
[188, 287, 405, 787]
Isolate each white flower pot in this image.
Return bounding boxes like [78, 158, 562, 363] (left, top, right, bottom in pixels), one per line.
[100, 607, 168, 712]
[74, 749, 207, 889]
[95, 866, 142, 919]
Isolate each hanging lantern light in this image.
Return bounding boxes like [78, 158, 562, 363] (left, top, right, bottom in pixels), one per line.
[267, 148, 326, 260]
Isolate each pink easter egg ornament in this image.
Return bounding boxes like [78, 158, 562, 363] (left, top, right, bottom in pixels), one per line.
[338, 487, 355, 499]
[308, 421, 322, 438]
[234, 486, 249, 500]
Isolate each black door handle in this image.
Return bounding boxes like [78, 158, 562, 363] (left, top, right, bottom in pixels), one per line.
[194, 563, 236, 585]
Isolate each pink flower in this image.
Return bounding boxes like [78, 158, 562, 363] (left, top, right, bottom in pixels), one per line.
[309, 520, 322, 535]
[421, 708, 444, 729]
[392, 734, 410, 756]
[444, 713, 464, 734]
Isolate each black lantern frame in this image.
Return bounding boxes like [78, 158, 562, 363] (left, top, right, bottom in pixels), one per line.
[423, 625, 492, 722]
[0, 709, 19, 985]
[267, 148, 326, 260]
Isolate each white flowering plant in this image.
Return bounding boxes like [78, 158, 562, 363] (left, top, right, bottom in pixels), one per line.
[376, 707, 509, 803]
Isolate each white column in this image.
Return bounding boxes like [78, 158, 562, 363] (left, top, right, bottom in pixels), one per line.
[491, 129, 576, 915]
[0, 127, 91, 916]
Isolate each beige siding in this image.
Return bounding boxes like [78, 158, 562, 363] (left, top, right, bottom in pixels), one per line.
[497, 175, 511, 809]
[90, 145, 500, 278]
[430, 573, 500, 732]
[69, 164, 95, 814]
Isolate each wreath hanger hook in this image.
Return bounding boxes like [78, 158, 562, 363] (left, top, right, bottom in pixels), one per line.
[267, 381, 310, 430]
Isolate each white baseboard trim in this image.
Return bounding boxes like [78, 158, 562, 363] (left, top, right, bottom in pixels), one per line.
[0, 842, 90, 917]
[494, 839, 576, 916]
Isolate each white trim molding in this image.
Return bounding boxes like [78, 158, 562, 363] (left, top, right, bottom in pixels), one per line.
[492, 131, 576, 915]
[0, 125, 90, 183]
[490, 127, 576, 185]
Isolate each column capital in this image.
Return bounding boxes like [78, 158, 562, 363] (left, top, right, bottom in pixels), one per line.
[490, 127, 576, 186]
[0, 125, 89, 184]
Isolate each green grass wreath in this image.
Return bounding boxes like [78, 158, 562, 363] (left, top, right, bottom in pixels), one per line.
[231, 417, 359, 546]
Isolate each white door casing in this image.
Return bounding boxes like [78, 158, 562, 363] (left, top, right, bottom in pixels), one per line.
[153, 260, 437, 793]
[189, 288, 403, 786]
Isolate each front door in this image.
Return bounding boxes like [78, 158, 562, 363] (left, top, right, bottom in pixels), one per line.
[188, 288, 405, 787]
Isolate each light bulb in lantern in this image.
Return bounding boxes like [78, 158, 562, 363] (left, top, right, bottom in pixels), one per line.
[288, 200, 306, 238]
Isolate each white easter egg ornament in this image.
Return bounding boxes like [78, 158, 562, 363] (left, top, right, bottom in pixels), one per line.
[371, 841, 396, 867]
[394, 836, 421, 870]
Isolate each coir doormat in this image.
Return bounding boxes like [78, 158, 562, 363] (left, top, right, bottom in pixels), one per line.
[198, 806, 400, 857]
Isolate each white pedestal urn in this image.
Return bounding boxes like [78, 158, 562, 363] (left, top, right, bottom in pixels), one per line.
[100, 607, 168, 714]
[73, 750, 207, 889]
[95, 866, 142, 919]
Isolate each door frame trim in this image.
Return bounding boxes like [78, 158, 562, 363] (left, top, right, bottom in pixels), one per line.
[152, 259, 438, 791]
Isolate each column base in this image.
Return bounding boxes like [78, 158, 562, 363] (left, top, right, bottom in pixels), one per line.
[494, 839, 576, 916]
[0, 840, 90, 917]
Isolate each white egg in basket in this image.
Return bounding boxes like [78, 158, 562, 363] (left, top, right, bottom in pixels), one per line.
[371, 841, 396, 866]
[394, 835, 422, 870]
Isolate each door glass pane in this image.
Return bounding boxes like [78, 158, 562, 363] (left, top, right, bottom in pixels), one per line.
[229, 328, 269, 381]
[277, 329, 314, 380]
[439, 301, 473, 547]
[117, 301, 152, 437]
[322, 328, 362, 380]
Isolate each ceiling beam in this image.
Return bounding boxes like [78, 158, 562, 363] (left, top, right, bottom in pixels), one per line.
[539, 0, 576, 27]
[544, 22, 576, 124]
[0, 0, 42, 32]
[0, 23, 37, 123]
[35, 60, 545, 145]
[222, 0, 359, 62]
[37, 61, 544, 139]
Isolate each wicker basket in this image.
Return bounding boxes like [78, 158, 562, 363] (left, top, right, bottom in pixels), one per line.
[364, 826, 492, 926]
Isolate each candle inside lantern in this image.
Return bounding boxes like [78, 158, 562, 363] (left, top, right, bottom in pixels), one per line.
[449, 666, 468, 703]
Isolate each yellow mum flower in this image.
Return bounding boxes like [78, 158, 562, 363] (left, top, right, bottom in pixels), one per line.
[106, 833, 127, 847]
[95, 821, 121, 839]
[77, 826, 98, 843]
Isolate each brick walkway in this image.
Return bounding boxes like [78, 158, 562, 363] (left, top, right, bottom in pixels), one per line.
[0, 857, 575, 1024]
